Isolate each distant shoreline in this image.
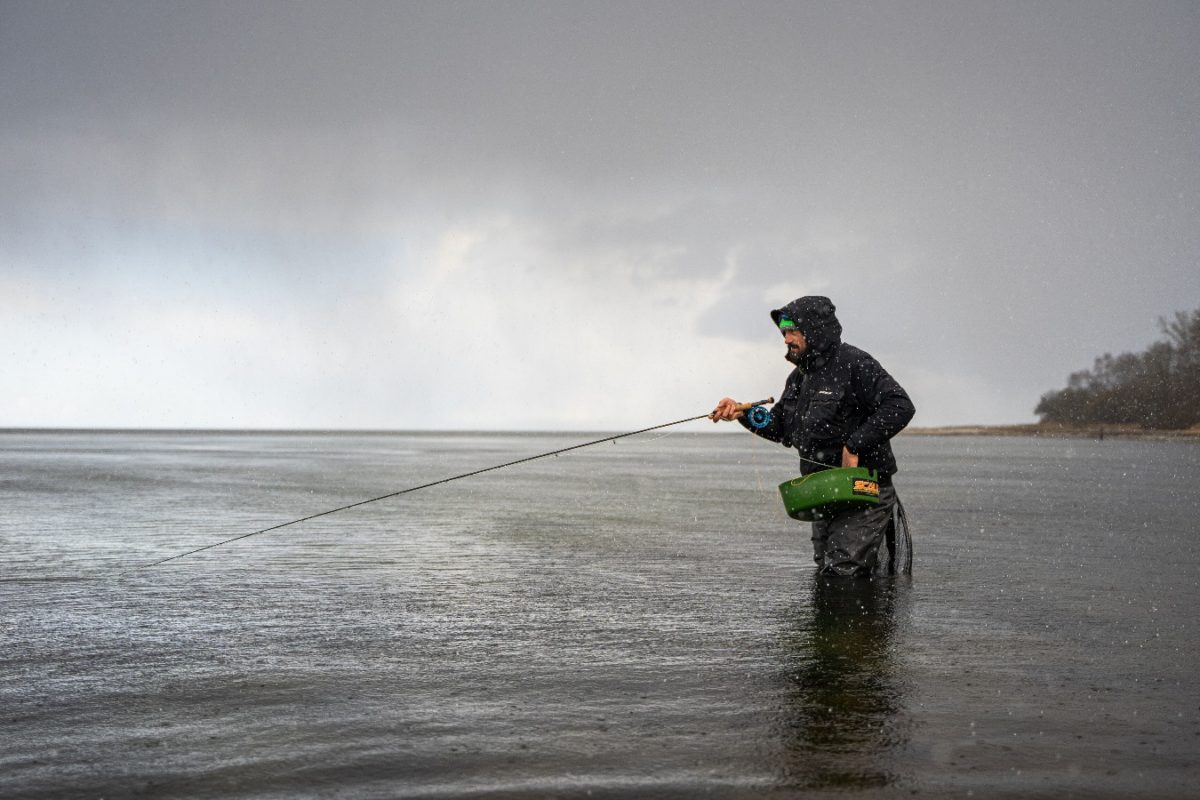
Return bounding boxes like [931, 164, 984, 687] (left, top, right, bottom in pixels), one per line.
[2, 425, 1199, 441]
[903, 423, 1200, 441]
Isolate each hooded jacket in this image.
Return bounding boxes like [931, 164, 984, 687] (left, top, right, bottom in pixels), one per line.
[740, 296, 915, 478]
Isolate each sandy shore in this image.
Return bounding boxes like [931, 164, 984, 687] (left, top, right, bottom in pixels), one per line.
[903, 422, 1200, 440]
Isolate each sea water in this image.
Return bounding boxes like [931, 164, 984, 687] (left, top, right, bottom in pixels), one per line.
[2, 430, 1198, 798]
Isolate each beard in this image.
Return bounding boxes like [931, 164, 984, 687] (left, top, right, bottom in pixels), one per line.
[785, 345, 804, 365]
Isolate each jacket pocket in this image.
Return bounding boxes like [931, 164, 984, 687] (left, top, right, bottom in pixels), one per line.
[803, 393, 846, 443]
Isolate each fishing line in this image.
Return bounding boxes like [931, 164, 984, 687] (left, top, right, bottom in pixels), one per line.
[122, 398, 775, 573]
[631, 429, 679, 444]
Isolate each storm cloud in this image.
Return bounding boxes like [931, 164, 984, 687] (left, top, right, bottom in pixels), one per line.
[3, 1, 1198, 428]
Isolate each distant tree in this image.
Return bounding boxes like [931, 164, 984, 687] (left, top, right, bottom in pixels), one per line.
[1035, 307, 1200, 429]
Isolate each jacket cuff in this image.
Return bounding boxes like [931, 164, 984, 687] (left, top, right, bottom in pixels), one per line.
[845, 429, 868, 453]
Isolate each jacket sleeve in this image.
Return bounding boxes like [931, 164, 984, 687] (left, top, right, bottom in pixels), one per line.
[737, 373, 799, 447]
[845, 357, 915, 454]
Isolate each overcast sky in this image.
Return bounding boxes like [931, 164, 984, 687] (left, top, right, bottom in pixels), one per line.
[3, 1, 1198, 430]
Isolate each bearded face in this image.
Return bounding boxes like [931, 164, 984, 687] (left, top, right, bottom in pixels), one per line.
[783, 328, 807, 364]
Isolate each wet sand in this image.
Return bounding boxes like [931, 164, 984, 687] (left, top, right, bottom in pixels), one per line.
[904, 423, 1200, 440]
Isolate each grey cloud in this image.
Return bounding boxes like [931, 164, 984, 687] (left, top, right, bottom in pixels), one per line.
[2, 1, 1198, 426]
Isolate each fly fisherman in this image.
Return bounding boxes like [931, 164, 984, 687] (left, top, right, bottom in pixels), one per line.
[711, 296, 915, 577]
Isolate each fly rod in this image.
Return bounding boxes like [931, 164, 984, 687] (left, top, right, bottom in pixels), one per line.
[125, 397, 774, 572]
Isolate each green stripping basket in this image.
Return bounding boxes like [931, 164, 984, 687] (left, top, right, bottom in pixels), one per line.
[778, 467, 882, 521]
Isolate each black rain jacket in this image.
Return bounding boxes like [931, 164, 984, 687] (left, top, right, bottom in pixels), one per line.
[740, 296, 915, 479]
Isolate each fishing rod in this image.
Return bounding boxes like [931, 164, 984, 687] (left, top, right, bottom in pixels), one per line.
[124, 397, 775, 572]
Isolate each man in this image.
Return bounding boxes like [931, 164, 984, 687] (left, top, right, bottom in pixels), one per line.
[711, 296, 915, 577]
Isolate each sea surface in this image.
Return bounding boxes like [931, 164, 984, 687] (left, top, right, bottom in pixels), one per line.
[2, 430, 1198, 799]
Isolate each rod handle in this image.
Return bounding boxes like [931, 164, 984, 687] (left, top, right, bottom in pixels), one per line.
[734, 397, 774, 411]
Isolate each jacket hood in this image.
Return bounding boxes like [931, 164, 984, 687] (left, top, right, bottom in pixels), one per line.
[771, 296, 842, 368]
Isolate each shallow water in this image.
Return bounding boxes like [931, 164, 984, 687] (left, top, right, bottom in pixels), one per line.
[2, 430, 1198, 798]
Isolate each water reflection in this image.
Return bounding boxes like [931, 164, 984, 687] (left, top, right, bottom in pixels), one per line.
[776, 576, 911, 789]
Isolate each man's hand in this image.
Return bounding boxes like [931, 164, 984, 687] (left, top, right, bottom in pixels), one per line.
[709, 397, 745, 423]
[841, 446, 859, 468]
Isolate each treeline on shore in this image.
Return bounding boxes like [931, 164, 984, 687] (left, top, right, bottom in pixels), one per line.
[1035, 306, 1200, 430]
